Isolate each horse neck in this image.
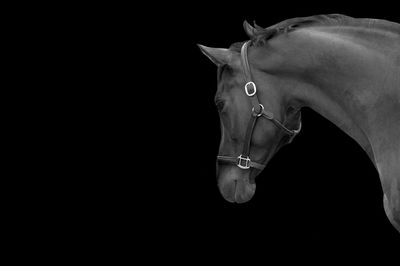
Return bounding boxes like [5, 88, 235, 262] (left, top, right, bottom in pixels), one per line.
[265, 26, 400, 167]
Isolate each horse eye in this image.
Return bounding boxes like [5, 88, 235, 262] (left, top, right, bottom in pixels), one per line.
[216, 100, 225, 111]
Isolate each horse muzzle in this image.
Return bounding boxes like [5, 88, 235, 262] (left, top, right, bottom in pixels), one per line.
[217, 165, 257, 203]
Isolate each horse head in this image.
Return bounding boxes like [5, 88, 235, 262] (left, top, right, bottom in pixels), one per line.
[198, 23, 302, 203]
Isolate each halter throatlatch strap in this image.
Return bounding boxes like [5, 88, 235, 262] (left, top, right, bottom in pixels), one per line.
[216, 40, 301, 170]
[261, 111, 302, 136]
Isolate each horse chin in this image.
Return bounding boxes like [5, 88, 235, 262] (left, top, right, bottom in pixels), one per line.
[217, 166, 257, 203]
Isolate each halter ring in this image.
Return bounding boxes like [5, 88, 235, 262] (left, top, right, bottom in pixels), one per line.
[252, 104, 264, 117]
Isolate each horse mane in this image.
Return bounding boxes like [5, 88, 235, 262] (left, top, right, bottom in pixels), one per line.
[228, 14, 351, 51]
[250, 14, 400, 46]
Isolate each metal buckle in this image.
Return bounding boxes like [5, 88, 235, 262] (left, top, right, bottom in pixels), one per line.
[245, 82, 256, 96]
[237, 154, 251, 169]
[252, 104, 264, 117]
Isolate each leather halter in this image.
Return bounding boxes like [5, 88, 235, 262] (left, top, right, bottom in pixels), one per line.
[217, 41, 302, 170]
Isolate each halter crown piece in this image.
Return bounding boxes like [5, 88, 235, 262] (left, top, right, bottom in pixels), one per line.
[216, 41, 302, 170]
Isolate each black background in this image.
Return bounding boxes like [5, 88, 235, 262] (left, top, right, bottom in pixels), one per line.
[13, 2, 400, 261]
[135, 3, 400, 257]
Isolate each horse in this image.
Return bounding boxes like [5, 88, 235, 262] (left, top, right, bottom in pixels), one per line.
[198, 14, 400, 233]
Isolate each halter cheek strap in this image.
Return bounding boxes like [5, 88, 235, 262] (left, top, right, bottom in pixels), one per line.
[217, 41, 302, 170]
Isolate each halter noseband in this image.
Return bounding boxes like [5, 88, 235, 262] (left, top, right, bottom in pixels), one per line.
[217, 41, 302, 170]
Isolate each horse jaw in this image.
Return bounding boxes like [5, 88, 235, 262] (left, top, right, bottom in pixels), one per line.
[217, 166, 257, 203]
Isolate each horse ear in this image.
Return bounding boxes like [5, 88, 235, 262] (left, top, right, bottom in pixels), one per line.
[243, 20, 257, 38]
[197, 44, 232, 66]
[253, 20, 264, 30]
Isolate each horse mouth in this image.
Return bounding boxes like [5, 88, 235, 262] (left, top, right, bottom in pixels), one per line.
[218, 172, 256, 203]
